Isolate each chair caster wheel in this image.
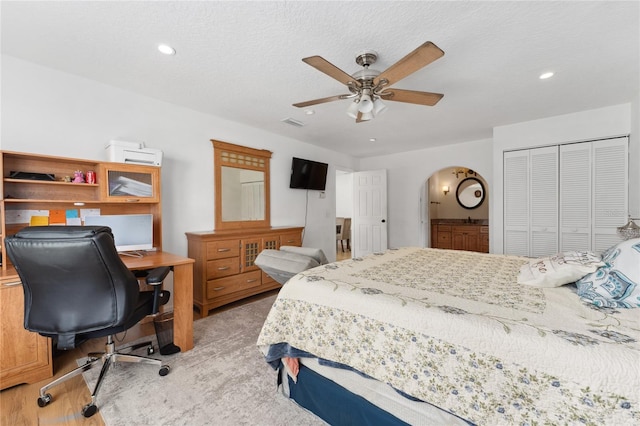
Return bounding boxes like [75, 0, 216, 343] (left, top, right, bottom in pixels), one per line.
[82, 403, 98, 418]
[37, 393, 52, 407]
[147, 346, 155, 355]
[159, 365, 170, 376]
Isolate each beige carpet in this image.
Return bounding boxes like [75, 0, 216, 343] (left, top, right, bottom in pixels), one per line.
[81, 294, 325, 425]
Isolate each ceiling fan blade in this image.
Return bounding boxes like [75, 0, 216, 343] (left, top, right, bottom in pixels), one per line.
[293, 94, 350, 108]
[374, 42, 444, 87]
[380, 88, 443, 106]
[302, 56, 360, 87]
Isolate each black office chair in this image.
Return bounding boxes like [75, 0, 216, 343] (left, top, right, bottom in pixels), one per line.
[5, 226, 172, 418]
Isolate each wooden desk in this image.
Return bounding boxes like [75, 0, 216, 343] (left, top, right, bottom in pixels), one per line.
[0, 250, 194, 390]
[122, 251, 195, 352]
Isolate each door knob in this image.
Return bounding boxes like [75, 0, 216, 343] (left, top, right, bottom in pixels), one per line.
[381, 219, 386, 223]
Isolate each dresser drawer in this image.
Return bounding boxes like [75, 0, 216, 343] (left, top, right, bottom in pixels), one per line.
[280, 232, 302, 247]
[206, 258, 240, 279]
[206, 239, 240, 259]
[206, 271, 262, 299]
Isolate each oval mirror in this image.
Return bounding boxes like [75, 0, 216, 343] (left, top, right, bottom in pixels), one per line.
[456, 177, 485, 210]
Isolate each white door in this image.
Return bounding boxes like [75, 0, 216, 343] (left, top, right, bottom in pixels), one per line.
[560, 137, 628, 252]
[530, 146, 559, 257]
[560, 143, 592, 251]
[592, 137, 628, 251]
[503, 151, 530, 256]
[352, 170, 388, 257]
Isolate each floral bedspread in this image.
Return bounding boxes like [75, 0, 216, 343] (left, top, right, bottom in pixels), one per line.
[257, 247, 640, 425]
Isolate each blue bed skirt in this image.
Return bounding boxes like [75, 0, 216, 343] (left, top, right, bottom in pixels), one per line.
[284, 363, 409, 425]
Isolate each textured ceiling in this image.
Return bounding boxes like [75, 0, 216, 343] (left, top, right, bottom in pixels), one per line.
[1, 1, 638, 158]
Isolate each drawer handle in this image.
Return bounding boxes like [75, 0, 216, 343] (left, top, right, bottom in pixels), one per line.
[246, 279, 258, 283]
[125, 199, 141, 203]
[217, 248, 231, 252]
[285, 240, 294, 243]
[212, 286, 225, 291]
[217, 266, 230, 271]
[3, 280, 22, 287]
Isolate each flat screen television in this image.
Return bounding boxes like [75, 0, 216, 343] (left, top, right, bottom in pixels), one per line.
[289, 157, 328, 190]
[83, 214, 154, 252]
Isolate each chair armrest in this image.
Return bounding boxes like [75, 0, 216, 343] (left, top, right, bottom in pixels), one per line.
[145, 266, 171, 285]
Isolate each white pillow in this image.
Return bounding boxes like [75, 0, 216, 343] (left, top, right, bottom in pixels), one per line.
[517, 251, 604, 288]
[576, 238, 640, 308]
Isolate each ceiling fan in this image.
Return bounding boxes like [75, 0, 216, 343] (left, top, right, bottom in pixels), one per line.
[293, 41, 445, 123]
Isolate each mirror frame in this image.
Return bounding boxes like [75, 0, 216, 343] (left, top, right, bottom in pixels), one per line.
[456, 177, 486, 210]
[212, 139, 271, 230]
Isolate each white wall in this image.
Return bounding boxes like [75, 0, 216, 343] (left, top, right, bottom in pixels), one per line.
[1, 55, 355, 260]
[492, 103, 637, 254]
[359, 138, 494, 248]
[335, 171, 353, 218]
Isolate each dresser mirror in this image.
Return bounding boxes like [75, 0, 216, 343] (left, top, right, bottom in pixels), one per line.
[456, 177, 485, 210]
[212, 140, 271, 230]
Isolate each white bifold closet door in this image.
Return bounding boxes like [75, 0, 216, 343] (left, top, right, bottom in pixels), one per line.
[560, 138, 628, 252]
[530, 147, 559, 256]
[504, 146, 558, 257]
[591, 138, 628, 251]
[559, 143, 592, 251]
[505, 136, 628, 257]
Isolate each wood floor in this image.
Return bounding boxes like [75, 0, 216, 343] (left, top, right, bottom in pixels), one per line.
[2, 338, 108, 425]
[0, 321, 157, 426]
[336, 246, 351, 261]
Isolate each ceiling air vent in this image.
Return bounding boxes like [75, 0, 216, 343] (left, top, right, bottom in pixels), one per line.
[281, 117, 305, 127]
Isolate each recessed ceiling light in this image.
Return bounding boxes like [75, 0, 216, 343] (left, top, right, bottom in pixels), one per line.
[539, 71, 554, 80]
[369, 138, 377, 142]
[158, 44, 176, 55]
[304, 109, 315, 115]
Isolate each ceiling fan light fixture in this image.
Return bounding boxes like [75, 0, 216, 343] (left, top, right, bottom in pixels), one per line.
[358, 94, 374, 113]
[296, 42, 445, 123]
[346, 99, 360, 118]
[373, 97, 387, 115]
[360, 111, 374, 121]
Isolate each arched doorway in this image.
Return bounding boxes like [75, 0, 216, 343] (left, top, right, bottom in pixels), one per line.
[424, 166, 490, 252]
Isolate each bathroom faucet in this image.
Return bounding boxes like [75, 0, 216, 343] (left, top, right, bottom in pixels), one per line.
[467, 216, 472, 223]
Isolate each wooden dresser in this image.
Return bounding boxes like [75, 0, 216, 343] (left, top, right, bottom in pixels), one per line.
[186, 226, 303, 316]
[431, 221, 489, 253]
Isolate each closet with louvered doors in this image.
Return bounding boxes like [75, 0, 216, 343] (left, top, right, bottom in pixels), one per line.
[504, 146, 559, 257]
[503, 136, 628, 257]
[560, 137, 628, 253]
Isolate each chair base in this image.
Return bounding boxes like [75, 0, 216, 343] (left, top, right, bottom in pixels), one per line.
[37, 335, 170, 417]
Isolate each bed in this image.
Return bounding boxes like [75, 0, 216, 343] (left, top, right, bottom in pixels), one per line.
[257, 246, 640, 425]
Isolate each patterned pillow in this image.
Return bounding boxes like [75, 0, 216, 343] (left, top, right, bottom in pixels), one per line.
[576, 238, 640, 308]
[517, 251, 604, 288]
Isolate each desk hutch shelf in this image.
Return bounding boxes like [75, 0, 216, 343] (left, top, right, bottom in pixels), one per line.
[0, 150, 163, 390]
